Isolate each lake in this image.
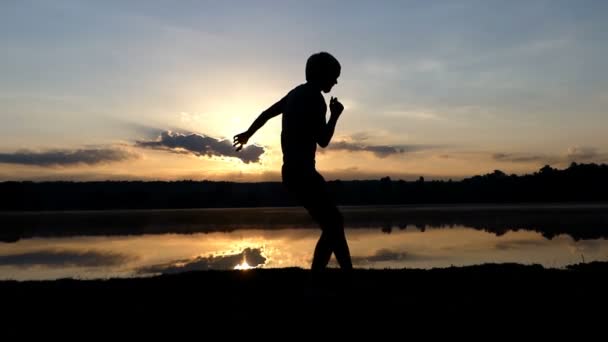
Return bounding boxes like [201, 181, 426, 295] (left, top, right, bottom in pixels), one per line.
[1, 204, 607, 280]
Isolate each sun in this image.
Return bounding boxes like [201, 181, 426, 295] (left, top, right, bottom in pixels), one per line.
[234, 256, 254, 270]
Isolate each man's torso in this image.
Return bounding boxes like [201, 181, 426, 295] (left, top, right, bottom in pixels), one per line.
[281, 83, 327, 170]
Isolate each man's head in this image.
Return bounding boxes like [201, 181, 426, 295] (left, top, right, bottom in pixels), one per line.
[306, 52, 341, 93]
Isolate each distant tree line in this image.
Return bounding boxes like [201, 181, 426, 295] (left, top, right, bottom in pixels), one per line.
[1, 163, 607, 211]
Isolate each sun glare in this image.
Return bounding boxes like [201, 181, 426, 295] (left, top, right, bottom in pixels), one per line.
[234, 256, 254, 270]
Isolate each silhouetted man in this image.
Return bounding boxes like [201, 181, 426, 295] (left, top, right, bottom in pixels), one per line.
[234, 52, 353, 271]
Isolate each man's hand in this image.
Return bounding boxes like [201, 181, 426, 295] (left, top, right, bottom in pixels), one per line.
[233, 131, 251, 152]
[329, 97, 344, 119]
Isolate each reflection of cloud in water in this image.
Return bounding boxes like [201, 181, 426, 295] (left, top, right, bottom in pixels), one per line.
[351, 248, 435, 266]
[494, 239, 547, 251]
[139, 247, 266, 274]
[567, 239, 603, 255]
[0, 249, 135, 268]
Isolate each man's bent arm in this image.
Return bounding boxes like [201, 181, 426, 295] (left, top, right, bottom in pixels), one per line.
[317, 116, 338, 148]
[246, 96, 286, 136]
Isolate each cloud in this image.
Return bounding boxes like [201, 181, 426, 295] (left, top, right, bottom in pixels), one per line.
[324, 134, 434, 158]
[136, 131, 265, 164]
[384, 110, 443, 121]
[139, 247, 266, 274]
[566, 146, 603, 163]
[351, 248, 435, 265]
[119, 120, 164, 138]
[365, 249, 410, 262]
[492, 153, 556, 164]
[0, 148, 138, 166]
[349, 131, 372, 142]
[494, 239, 547, 251]
[0, 249, 136, 268]
[492, 146, 607, 165]
[362, 58, 445, 77]
[567, 240, 603, 256]
[329, 141, 404, 158]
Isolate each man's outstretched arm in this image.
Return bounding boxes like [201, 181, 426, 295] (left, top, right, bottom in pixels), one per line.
[317, 97, 344, 148]
[233, 96, 286, 151]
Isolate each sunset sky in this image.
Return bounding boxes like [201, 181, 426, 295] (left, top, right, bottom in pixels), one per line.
[2, 0, 607, 181]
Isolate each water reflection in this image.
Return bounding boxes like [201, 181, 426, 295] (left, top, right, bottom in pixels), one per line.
[1, 225, 607, 280]
[2, 205, 608, 243]
[139, 247, 266, 274]
[0, 249, 136, 268]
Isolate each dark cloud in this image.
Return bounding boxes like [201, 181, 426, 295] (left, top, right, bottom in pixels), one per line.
[139, 247, 266, 275]
[349, 131, 372, 142]
[0, 249, 135, 268]
[0, 148, 137, 167]
[494, 239, 547, 251]
[136, 131, 265, 164]
[351, 248, 434, 265]
[365, 249, 410, 262]
[492, 153, 551, 164]
[493, 147, 607, 165]
[326, 140, 432, 158]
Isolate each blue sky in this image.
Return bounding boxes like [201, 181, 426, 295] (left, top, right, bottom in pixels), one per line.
[1, 0, 607, 181]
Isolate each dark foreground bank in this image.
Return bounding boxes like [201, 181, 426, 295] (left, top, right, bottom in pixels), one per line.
[3, 262, 607, 319]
